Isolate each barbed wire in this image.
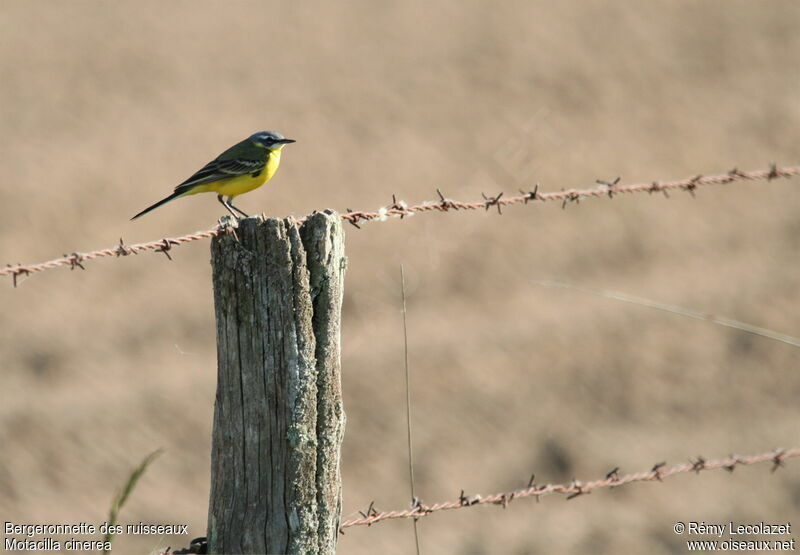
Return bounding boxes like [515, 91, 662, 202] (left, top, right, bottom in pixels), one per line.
[1, 230, 222, 287]
[342, 164, 800, 227]
[338, 447, 798, 532]
[2, 165, 797, 286]
[340, 163, 797, 227]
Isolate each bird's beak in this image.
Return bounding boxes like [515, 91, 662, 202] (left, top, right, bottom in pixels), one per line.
[279, 138, 296, 144]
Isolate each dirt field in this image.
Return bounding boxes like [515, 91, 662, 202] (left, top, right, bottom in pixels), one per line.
[1, 1, 798, 553]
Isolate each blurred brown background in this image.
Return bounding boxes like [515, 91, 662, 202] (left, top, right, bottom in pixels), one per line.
[1, 1, 799, 553]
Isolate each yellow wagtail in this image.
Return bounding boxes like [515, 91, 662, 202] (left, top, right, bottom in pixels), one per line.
[131, 131, 295, 220]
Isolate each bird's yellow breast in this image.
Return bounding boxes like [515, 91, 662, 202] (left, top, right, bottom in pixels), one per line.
[199, 149, 282, 197]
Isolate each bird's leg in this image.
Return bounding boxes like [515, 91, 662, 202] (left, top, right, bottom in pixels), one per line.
[225, 196, 250, 218]
[217, 194, 241, 220]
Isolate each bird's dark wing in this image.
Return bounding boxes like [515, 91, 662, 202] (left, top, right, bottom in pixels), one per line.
[174, 157, 265, 192]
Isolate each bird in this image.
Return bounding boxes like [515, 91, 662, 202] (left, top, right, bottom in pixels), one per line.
[131, 131, 295, 220]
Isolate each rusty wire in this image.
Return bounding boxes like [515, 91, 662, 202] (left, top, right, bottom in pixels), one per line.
[339, 164, 797, 227]
[338, 447, 798, 532]
[2, 165, 797, 286]
[1, 230, 221, 286]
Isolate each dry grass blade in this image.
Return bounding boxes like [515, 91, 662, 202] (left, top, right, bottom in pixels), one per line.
[534, 280, 800, 348]
[400, 265, 421, 555]
[102, 449, 163, 554]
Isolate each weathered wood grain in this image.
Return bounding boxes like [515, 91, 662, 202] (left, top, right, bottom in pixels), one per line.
[208, 212, 345, 554]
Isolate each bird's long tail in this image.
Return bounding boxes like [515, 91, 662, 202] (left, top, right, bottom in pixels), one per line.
[130, 190, 187, 220]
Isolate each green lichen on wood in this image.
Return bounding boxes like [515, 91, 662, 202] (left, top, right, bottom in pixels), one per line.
[207, 211, 345, 554]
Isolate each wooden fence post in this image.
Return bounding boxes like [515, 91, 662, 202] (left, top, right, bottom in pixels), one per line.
[207, 211, 346, 554]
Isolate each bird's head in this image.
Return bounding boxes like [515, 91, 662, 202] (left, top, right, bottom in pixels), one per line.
[250, 131, 296, 150]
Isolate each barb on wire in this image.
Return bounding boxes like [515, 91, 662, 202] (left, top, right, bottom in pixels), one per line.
[338, 447, 798, 531]
[65, 252, 85, 271]
[597, 177, 621, 198]
[2, 165, 797, 286]
[481, 192, 504, 214]
[520, 184, 540, 203]
[561, 189, 581, 209]
[115, 238, 135, 257]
